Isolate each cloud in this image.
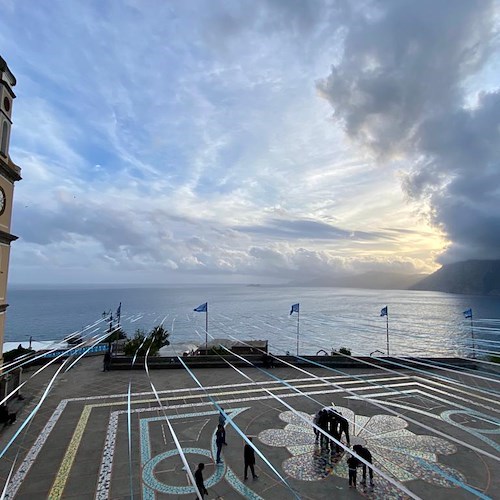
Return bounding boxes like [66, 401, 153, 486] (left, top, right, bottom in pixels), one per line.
[235, 217, 392, 241]
[317, 0, 500, 263]
[1, 0, 464, 284]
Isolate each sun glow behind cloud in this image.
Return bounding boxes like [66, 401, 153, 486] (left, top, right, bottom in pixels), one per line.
[1, 0, 496, 284]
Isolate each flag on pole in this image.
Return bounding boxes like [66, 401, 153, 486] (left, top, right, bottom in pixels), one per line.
[194, 302, 208, 313]
[116, 302, 121, 321]
[290, 303, 300, 315]
[463, 308, 472, 319]
[380, 306, 388, 317]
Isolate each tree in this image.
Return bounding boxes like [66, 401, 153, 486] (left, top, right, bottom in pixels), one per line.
[150, 325, 170, 350]
[123, 325, 170, 357]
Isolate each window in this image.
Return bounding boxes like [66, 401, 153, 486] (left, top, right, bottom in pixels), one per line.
[0, 121, 8, 156]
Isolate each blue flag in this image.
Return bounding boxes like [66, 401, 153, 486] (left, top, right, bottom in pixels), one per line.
[380, 306, 388, 317]
[194, 302, 208, 313]
[463, 308, 472, 319]
[290, 303, 299, 315]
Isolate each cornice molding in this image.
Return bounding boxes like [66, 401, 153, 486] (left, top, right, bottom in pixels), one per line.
[0, 229, 17, 244]
[0, 156, 22, 182]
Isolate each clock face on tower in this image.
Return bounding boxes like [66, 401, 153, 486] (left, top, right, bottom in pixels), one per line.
[0, 186, 6, 216]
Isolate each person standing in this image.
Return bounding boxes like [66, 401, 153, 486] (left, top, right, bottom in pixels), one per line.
[347, 454, 359, 488]
[353, 445, 374, 487]
[328, 413, 341, 452]
[216, 424, 226, 464]
[312, 410, 320, 441]
[336, 412, 350, 446]
[244, 437, 258, 480]
[103, 349, 111, 372]
[318, 409, 330, 447]
[262, 353, 270, 368]
[218, 410, 228, 445]
[219, 409, 226, 426]
[194, 463, 208, 498]
[268, 353, 275, 368]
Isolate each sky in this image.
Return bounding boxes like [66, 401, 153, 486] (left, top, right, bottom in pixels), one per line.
[1, 0, 499, 285]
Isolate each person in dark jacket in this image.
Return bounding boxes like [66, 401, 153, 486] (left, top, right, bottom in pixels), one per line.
[347, 454, 359, 488]
[0, 404, 16, 426]
[103, 349, 111, 372]
[353, 444, 374, 486]
[328, 412, 341, 452]
[244, 437, 258, 480]
[268, 353, 275, 368]
[218, 410, 228, 444]
[194, 463, 208, 498]
[336, 412, 350, 446]
[215, 424, 226, 464]
[317, 409, 330, 447]
[218, 409, 226, 426]
[312, 410, 320, 441]
[262, 353, 270, 368]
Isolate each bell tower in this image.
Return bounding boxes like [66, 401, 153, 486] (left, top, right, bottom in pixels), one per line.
[0, 56, 22, 368]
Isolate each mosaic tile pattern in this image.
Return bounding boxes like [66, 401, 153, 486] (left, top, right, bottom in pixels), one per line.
[6, 373, 487, 499]
[5, 370, 407, 498]
[139, 407, 264, 499]
[440, 409, 500, 453]
[96, 412, 119, 500]
[49, 405, 92, 499]
[142, 447, 224, 495]
[225, 468, 265, 500]
[259, 407, 466, 494]
[4, 400, 68, 499]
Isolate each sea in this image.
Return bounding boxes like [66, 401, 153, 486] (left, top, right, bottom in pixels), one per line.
[4, 285, 500, 358]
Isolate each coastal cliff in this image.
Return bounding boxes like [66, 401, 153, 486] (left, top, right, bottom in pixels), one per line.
[410, 260, 500, 296]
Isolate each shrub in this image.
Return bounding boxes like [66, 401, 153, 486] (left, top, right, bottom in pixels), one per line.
[339, 347, 351, 356]
[3, 346, 35, 363]
[123, 325, 170, 356]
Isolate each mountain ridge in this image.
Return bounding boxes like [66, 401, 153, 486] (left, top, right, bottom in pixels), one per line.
[290, 271, 426, 290]
[410, 260, 500, 295]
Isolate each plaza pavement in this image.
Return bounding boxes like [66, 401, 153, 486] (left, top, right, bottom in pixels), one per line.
[0, 356, 498, 499]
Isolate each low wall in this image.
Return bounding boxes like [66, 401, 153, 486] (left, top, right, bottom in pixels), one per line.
[109, 355, 480, 371]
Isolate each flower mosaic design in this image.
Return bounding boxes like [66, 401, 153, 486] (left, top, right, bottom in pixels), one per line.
[258, 407, 465, 498]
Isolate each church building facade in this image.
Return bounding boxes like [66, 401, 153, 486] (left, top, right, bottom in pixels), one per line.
[0, 56, 22, 367]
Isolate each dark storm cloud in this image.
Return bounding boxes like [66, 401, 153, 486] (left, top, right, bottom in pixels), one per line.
[234, 218, 393, 241]
[317, 0, 500, 262]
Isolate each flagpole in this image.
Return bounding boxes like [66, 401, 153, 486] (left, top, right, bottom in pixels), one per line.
[470, 312, 475, 359]
[205, 305, 208, 354]
[296, 308, 300, 356]
[386, 312, 390, 356]
[114, 302, 121, 356]
[108, 312, 113, 354]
